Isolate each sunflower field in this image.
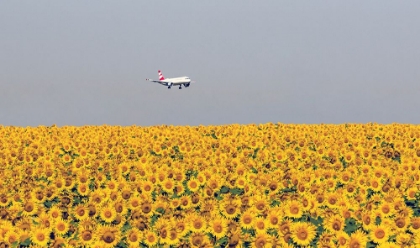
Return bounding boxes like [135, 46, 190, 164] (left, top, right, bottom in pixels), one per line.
[0, 123, 420, 247]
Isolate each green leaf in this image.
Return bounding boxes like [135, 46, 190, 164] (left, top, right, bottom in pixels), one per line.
[230, 188, 244, 196]
[156, 207, 165, 214]
[270, 199, 281, 207]
[344, 217, 360, 235]
[120, 221, 132, 233]
[220, 186, 230, 194]
[216, 236, 228, 246]
[20, 238, 31, 246]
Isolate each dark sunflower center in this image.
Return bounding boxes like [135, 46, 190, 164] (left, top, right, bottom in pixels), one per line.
[102, 231, 115, 243]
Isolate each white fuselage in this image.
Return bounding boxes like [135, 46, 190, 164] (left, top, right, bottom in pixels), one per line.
[160, 77, 191, 86]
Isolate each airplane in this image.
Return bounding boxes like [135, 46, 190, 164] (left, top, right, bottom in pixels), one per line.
[146, 70, 193, 89]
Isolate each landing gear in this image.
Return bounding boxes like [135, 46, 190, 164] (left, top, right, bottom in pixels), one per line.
[168, 86, 171, 89]
[179, 86, 182, 89]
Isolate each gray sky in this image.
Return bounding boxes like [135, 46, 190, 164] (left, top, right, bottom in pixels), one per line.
[1, 1, 420, 127]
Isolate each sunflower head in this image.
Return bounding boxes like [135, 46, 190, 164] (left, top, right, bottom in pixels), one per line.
[290, 222, 317, 246]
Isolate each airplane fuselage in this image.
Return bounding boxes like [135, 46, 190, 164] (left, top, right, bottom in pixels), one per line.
[160, 77, 191, 86]
[146, 70, 193, 89]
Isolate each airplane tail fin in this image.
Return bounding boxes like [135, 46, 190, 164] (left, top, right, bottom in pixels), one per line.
[158, 70, 165, 80]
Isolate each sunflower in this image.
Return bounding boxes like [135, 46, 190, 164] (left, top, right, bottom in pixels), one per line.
[143, 230, 158, 246]
[126, 228, 142, 246]
[30, 228, 50, 247]
[100, 205, 117, 223]
[114, 200, 128, 216]
[128, 196, 142, 209]
[188, 213, 207, 233]
[361, 211, 375, 231]
[161, 178, 175, 194]
[44, 185, 58, 201]
[187, 178, 200, 193]
[30, 188, 46, 203]
[190, 193, 201, 208]
[254, 217, 269, 234]
[394, 215, 409, 232]
[290, 222, 317, 246]
[376, 242, 400, 248]
[174, 184, 186, 196]
[284, 200, 303, 219]
[179, 195, 191, 210]
[252, 232, 270, 248]
[370, 224, 390, 245]
[54, 218, 69, 236]
[168, 198, 180, 210]
[208, 216, 228, 239]
[266, 207, 283, 228]
[239, 208, 256, 230]
[4, 228, 21, 245]
[166, 228, 180, 246]
[219, 199, 241, 219]
[35, 211, 52, 230]
[324, 214, 345, 233]
[173, 217, 189, 237]
[190, 231, 207, 247]
[77, 182, 90, 196]
[48, 205, 62, 221]
[348, 229, 368, 248]
[335, 231, 349, 247]
[21, 200, 38, 217]
[95, 225, 121, 247]
[409, 217, 420, 234]
[141, 180, 154, 194]
[251, 194, 269, 213]
[377, 201, 394, 217]
[395, 233, 412, 246]
[140, 201, 154, 217]
[405, 186, 418, 200]
[73, 204, 89, 221]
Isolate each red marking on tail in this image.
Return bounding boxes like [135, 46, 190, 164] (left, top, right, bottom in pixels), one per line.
[158, 70, 165, 80]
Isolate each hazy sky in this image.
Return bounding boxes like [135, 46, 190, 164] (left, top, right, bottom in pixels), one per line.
[1, 1, 420, 127]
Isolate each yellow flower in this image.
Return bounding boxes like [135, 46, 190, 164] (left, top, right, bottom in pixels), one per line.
[370, 224, 390, 245]
[266, 207, 282, 228]
[219, 199, 241, 219]
[405, 186, 418, 200]
[179, 195, 191, 209]
[284, 200, 303, 219]
[348, 229, 368, 248]
[208, 216, 228, 239]
[335, 231, 349, 247]
[361, 211, 375, 231]
[239, 208, 256, 230]
[187, 178, 200, 192]
[20, 200, 38, 217]
[3, 227, 21, 244]
[409, 217, 420, 234]
[95, 225, 121, 247]
[290, 222, 317, 246]
[126, 228, 142, 245]
[30, 228, 50, 247]
[324, 215, 345, 233]
[188, 214, 207, 233]
[79, 227, 95, 246]
[254, 217, 269, 234]
[54, 218, 69, 236]
[161, 178, 175, 194]
[251, 194, 269, 213]
[77, 182, 91, 196]
[73, 204, 89, 221]
[100, 205, 117, 223]
[143, 230, 158, 246]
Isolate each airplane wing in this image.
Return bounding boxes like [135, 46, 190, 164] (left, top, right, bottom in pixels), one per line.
[146, 79, 169, 86]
